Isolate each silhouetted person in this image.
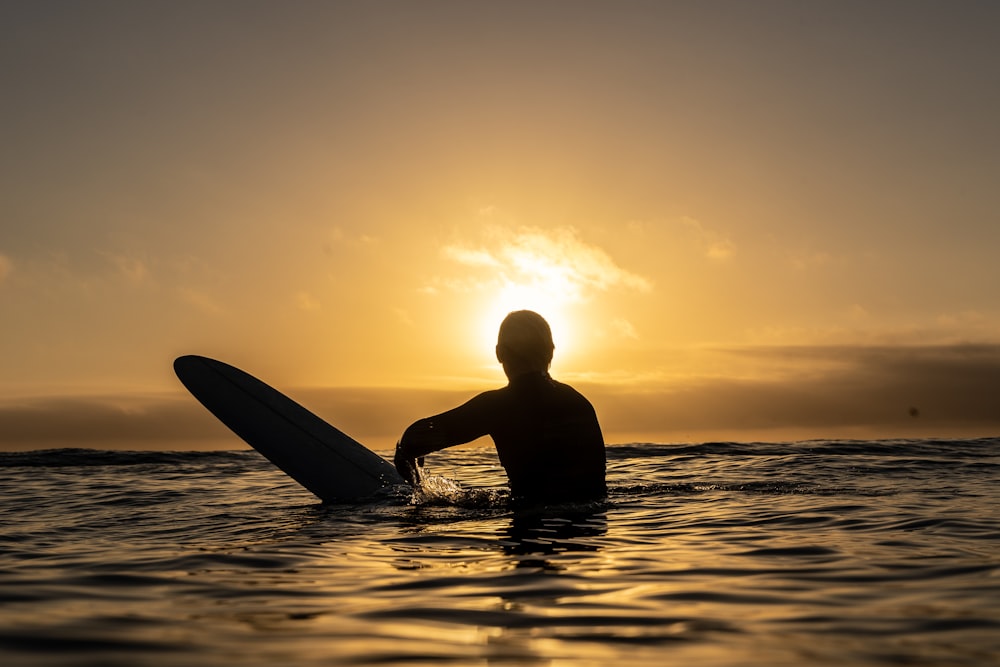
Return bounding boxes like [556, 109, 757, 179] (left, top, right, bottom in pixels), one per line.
[394, 310, 606, 505]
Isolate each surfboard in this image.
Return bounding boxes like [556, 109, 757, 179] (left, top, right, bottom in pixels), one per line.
[173, 355, 403, 502]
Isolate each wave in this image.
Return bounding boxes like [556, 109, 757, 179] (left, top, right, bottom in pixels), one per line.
[2, 436, 996, 468]
[0, 448, 254, 468]
[610, 436, 1000, 459]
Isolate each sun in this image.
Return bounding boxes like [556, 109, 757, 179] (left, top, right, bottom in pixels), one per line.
[441, 225, 650, 375]
[476, 277, 576, 368]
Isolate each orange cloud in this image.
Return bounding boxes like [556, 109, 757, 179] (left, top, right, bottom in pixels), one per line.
[4, 344, 997, 451]
[681, 217, 735, 261]
[440, 225, 652, 301]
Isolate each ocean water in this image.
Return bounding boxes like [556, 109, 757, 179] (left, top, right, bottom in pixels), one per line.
[1, 439, 998, 667]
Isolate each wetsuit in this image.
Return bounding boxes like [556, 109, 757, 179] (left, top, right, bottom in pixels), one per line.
[395, 371, 606, 503]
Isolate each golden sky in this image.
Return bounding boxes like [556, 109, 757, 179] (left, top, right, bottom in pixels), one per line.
[2, 2, 999, 450]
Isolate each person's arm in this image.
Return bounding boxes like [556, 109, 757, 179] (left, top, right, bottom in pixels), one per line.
[393, 392, 495, 486]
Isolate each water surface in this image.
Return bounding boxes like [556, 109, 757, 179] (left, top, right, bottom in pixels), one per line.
[1, 439, 998, 666]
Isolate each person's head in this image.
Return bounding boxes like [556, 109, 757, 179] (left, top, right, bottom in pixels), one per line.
[496, 310, 554, 378]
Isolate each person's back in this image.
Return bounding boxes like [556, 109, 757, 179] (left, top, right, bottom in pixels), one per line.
[485, 371, 605, 501]
[394, 310, 606, 504]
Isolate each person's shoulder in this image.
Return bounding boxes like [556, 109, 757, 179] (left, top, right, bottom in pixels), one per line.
[547, 375, 581, 391]
[466, 385, 508, 405]
[548, 376, 594, 403]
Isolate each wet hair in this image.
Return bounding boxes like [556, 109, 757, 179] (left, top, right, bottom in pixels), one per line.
[496, 310, 554, 372]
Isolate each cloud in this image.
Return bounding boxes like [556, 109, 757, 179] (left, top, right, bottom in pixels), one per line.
[104, 252, 150, 285]
[442, 246, 502, 269]
[611, 317, 639, 340]
[323, 228, 381, 257]
[847, 304, 870, 320]
[935, 310, 988, 330]
[788, 249, 833, 271]
[4, 344, 995, 452]
[176, 287, 225, 315]
[681, 217, 736, 261]
[440, 226, 652, 301]
[0, 254, 11, 284]
[393, 307, 414, 327]
[0, 394, 228, 448]
[0, 387, 476, 452]
[591, 345, 1000, 441]
[295, 291, 321, 311]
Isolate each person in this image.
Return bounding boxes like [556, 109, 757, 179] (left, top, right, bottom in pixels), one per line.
[394, 310, 606, 504]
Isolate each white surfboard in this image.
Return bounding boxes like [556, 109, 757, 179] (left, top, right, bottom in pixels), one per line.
[174, 355, 403, 502]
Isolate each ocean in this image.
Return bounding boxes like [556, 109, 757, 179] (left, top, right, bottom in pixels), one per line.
[1, 438, 998, 666]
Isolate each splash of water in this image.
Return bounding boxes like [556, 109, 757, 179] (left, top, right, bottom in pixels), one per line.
[411, 474, 466, 505]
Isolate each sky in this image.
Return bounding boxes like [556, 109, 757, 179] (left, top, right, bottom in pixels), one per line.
[2, 1, 999, 451]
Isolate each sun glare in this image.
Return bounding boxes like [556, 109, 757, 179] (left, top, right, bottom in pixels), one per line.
[478, 278, 576, 366]
[444, 225, 651, 374]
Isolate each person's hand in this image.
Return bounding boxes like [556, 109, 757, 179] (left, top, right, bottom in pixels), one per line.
[394, 442, 424, 487]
